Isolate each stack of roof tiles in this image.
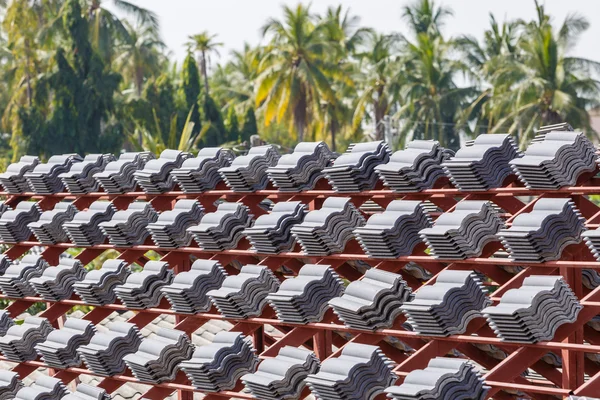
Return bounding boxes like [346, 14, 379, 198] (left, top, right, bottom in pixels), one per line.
[25, 154, 83, 194]
[187, 202, 253, 251]
[218, 145, 280, 192]
[63, 201, 117, 246]
[74, 259, 131, 306]
[0, 201, 41, 243]
[99, 201, 158, 247]
[267, 141, 334, 191]
[0, 255, 48, 298]
[483, 275, 582, 343]
[442, 134, 521, 191]
[580, 223, 600, 262]
[29, 259, 86, 301]
[208, 265, 280, 318]
[114, 261, 173, 309]
[510, 130, 597, 189]
[35, 318, 96, 369]
[77, 321, 143, 376]
[180, 332, 259, 391]
[146, 199, 204, 248]
[0, 371, 22, 400]
[244, 201, 306, 254]
[242, 346, 320, 400]
[401, 270, 491, 336]
[291, 197, 365, 256]
[498, 198, 585, 262]
[0, 311, 14, 336]
[0, 255, 10, 276]
[14, 376, 68, 400]
[419, 201, 504, 259]
[329, 269, 413, 331]
[132, 149, 191, 193]
[267, 264, 344, 323]
[324, 141, 391, 192]
[59, 154, 115, 194]
[124, 328, 194, 383]
[171, 147, 234, 192]
[353, 200, 432, 258]
[62, 384, 111, 400]
[0, 155, 40, 193]
[27, 202, 77, 244]
[161, 259, 227, 314]
[306, 343, 397, 400]
[375, 140, 453, 192]
[94, 151, 154, 193]
[0, 317, 54, 362]
[384, 357, 489, 400]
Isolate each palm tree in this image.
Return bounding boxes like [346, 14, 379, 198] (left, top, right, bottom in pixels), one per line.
[321, 5, 372, 57]
[256, 4, 340, 142]
[489, 0, 600, 145]
[402, 0, 452, 36]
[186, 31, 223, 94]
[114, 22, 165, 96]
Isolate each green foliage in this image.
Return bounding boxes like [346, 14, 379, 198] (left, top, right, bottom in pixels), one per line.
[240, 107, 258, 143]
[200, 94, 227, 146]
[180, 53, 202, 136]
[225, 107, 240, 143]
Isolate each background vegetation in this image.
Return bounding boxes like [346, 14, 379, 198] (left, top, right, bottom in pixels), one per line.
[0, 0, 599, 165]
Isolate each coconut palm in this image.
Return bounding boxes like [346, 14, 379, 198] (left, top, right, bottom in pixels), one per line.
[321, 5, 372, 57]
[186, 31, 223, 94]
[256, 4, 340, 142]
[402, 0, 452, 36]
[489, 0, 600, 145]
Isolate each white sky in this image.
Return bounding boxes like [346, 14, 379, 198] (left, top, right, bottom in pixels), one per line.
[107, 0, 600, 64]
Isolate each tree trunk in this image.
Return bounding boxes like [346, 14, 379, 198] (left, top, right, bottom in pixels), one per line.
[201, 50, 209, 94]
[135, 66, 143, 97]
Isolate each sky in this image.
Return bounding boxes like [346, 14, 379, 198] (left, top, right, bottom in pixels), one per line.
[106, 0, 600, 64]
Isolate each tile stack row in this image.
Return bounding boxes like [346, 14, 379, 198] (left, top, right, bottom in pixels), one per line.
[0, 155, 40, 193]
[63, 201, 117, 246]
[146, 199, 205, 248]
[171, 147, 234, 193]
[14, 376, 68, 400]
[133, 149, 191, 193]
[0, 371, 22, 400]
[94, 151, 154, 193]
[59, 154, 115, 194]
[114, 261, 174, 309]
[24, 154, 83, 194]
[187, 202, 253, 251]
[73, 259, 131, 305]
[29, 259, 86, 301]
[0, 317, 54, 362]
[99, 201, 158, 246]
[34, 318, 96, 369]
[0, 201, 41, 243]
[219, 145, 280, 192]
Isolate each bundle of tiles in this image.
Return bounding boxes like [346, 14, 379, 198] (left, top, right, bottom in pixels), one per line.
[62, 384, 111, 400]
[291, 197, 366, 256]
[353, 200, 432, 258]
[419, 201, 504, 259]
[73, 259, 131, 305]
[498, 198, 585, 262]
[133, 149, 191, 193]
[305, 343, 397, 400]
[267, 141, 334, 191]
[509, 130, 597, 189]
[329, 269, 413, 331]
[180, 332, 259, 392]
[188, 202, 253, 251]
[114, 261, 174, 309]
[218, 145, 280, 192]
[99, 201, 158, 247]
[244, 201, 306, 254]
[400, 270, 491, 336]
[25, 154, 83, 194]
[583, 268, 600, 289]
[0, 155, 40, 193]
[161, 259, 227, 314]
[124, 328, 195, 383]
[0, 201, 41, 243]
[77, 321, 143, 376]
[0, 371, 22, 400]
[146, 199, 204, 248]
[0, 317, 54, 362]
[29, 259, 86, 301]
[0, 255, 10, 275]
[94, 151, 155, 193]
[35, 318, 96, 369]
[14, 377, 68, 400]
[442, 134, 521, 191]
[384, 357, 489, 400]
[171, 147, 235, 192]
[482, 275, 582, 343]
[208, 265, 280, 319]
[324, 141, 391, 192]
[63, 201, 117, 246]
[0, 311, 14, 336]
[0, 255, 49, 298]
[267, 264, 344, 323]
[375, 140, 453, 192]
[242, 346, 321, 400]
[27, 202, 78, 244]
[59, 153, 115, 194]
